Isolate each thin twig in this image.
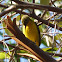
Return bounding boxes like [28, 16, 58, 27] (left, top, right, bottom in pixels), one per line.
[0, 3, 8, 8]
[40, 10, 47, 18]
[17, 53, 41, 61]
[46, 52, 62, 57]
[47, 13, 58, 20]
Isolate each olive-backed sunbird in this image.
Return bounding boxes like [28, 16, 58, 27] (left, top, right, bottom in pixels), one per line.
[21, 15, 41, 46]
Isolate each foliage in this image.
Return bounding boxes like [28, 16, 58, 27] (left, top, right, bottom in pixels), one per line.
[0, 0, 62, 62]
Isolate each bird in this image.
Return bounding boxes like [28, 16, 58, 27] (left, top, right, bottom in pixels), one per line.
[21, 15, 41, 46]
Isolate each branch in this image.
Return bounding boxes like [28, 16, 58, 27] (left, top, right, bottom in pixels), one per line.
[0, 41, 16, 48]
[11, 0, 62, 13]
[47, 52, 62, 57]
[3, 16, 58, 62]
[17, 53, 40, 61]
[1, 0, 62, 14]
[0, 3, 8, 8]
[13, 10, 62, 31]
[0, 37, 11, 41]
[0, 5, 17, 17]
[0, 41, 30, 53]
[0, 5, 62, 31]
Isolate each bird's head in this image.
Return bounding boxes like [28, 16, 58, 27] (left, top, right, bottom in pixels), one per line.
[21, 15, 30, 26]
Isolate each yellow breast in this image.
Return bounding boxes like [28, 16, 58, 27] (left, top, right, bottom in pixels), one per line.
[23, 21, 40, 46]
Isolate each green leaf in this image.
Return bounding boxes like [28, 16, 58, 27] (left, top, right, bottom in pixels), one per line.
[39, 24, 47, 35]
[57, 21, 62, 27]
[41, 39, 48, 47]
[60, 48, 62, 52]
[0, 32, 3, 36]
[40, 0, 49, 5]
[16, 15, 20, 25]
[55, 34, 62, 41]
[28, 0, 32, 2]
[0, 44, 4, 50]
[0, 52, 10, 59]
[2, 21, 13, 36]
[46, 47, 62, 52]
[42, 47, 52, 51]
[8, 44, 16, 50]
